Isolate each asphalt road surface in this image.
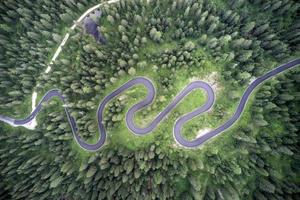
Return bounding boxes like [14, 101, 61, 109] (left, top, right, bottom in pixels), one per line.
[0, 58, 299, 151]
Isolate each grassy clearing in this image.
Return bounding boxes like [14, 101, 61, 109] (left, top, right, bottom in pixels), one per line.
[68, 55, 295, 160]
[75, 45, 238, 152]
[61, 38, 260, 155]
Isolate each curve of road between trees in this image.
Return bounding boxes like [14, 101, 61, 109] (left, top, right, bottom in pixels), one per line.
[27, 0, 121, 129]
[0, 59, 300, 151]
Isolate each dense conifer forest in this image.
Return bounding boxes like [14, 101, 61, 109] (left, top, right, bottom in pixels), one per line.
[0, 0, 299, 199]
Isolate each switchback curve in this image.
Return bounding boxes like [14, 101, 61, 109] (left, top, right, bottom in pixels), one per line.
[0, 58, 299, 151]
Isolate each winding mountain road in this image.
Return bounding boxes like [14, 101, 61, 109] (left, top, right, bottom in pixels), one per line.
[1, 59, 299, 151]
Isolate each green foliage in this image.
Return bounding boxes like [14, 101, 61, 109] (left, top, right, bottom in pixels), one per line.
[0, 0, 299, 199]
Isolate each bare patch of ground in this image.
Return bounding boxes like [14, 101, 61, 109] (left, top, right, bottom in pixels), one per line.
[196, 128, 212, 138]
[189, 71, 223, 95]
